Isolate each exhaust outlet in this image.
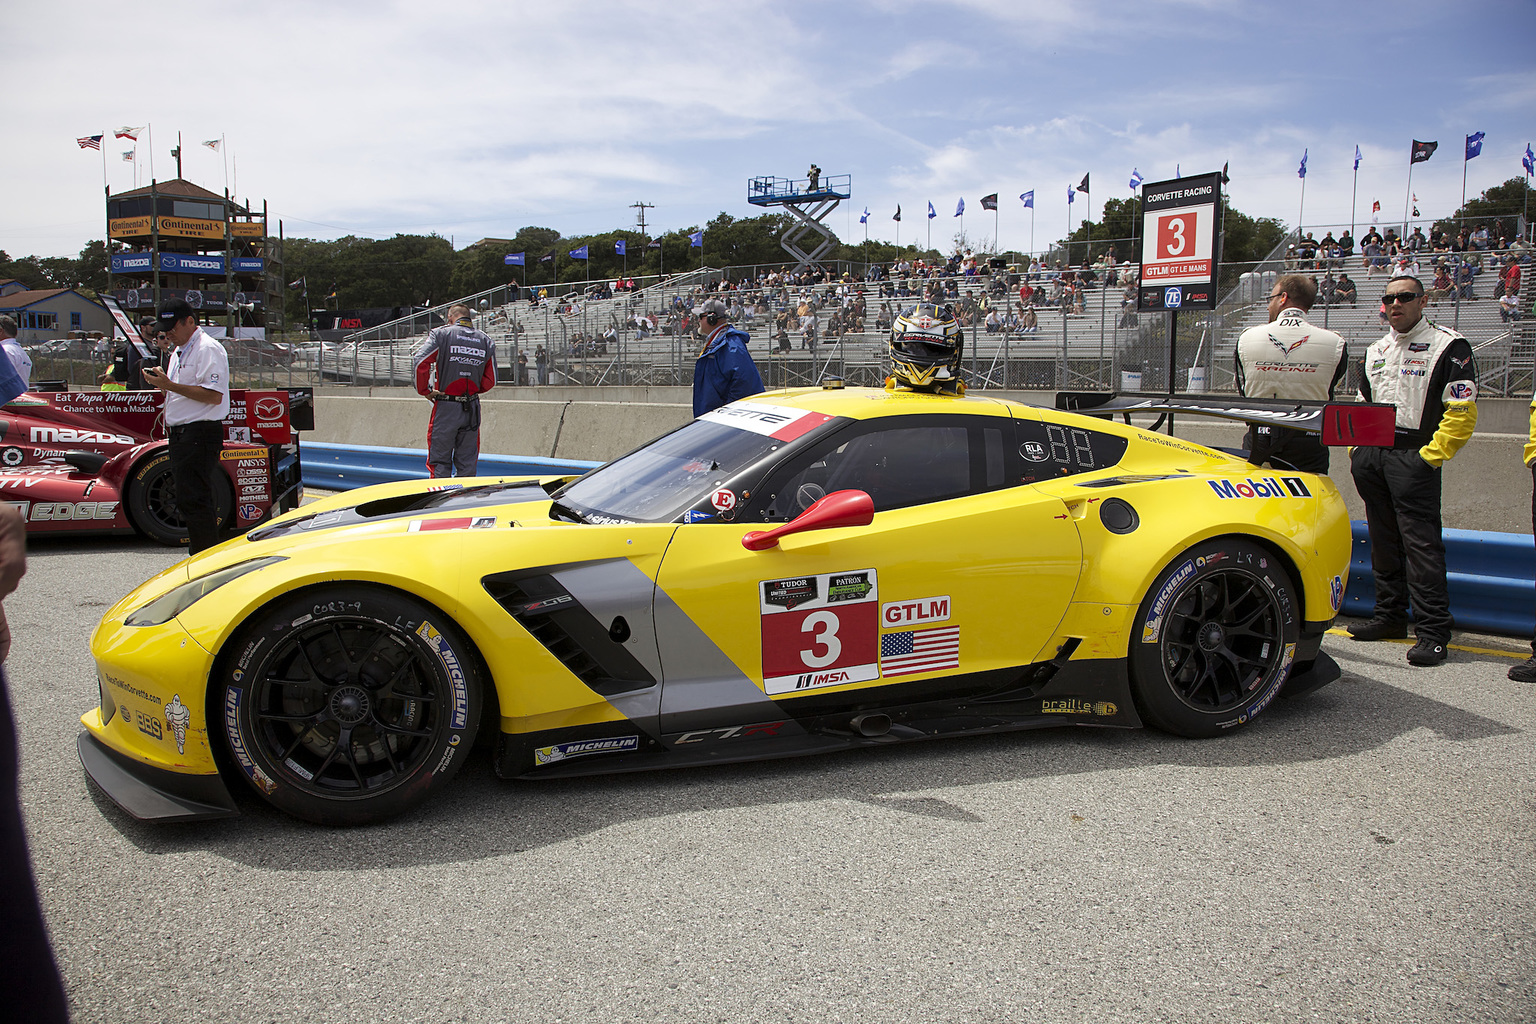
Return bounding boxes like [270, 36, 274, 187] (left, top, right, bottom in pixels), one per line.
[850, 713, 891, 737]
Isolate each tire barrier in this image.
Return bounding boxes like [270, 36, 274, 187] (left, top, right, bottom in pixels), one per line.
[300, 442, 600, 492]
[1344, 521, 1536, 638]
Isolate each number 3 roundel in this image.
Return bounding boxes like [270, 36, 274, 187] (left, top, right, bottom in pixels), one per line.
[759, 570, 879, 695]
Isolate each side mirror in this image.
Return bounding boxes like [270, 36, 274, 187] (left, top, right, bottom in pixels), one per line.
[741, 490, 874, 551]
[1322, 403, 1396, 447]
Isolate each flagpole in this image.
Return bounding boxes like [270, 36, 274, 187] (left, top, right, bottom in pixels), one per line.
[222, 134, 229, 194]
[1030, 207, 1035, 260]
[1350, 160, 1358, 245]
[1298, 175, 1306, 242]
[147, 123, 154, 181]
[1403, 152, 1414, 240]
[1460, 144, 1469, 237]
[993, 204, 999, 255]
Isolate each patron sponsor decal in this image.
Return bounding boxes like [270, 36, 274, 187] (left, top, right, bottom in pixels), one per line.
[534, 735, 640, 765]
[761, 569, 879, 695]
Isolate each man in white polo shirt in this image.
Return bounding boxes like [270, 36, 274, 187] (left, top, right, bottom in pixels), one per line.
[142, 299, 230, 555]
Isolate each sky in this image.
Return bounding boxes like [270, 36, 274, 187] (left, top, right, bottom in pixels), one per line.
[6, 0, 1535, 261]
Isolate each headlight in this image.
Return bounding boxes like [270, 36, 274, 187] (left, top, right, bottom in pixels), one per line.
[124, 556, 287, 627]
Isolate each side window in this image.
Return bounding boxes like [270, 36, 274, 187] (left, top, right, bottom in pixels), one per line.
[754, 417, 1008, 521]
[1014, 419, 1128, 483]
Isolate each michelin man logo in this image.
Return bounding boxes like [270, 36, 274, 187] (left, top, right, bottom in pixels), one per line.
[163, 693, 190, 754]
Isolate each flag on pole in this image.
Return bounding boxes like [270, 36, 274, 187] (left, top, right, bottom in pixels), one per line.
[647, 238, 661, 249]
[1298, 149, 1308, 178]
[505, 253, 525, 265]
[568, 245, 588, 260]
[114, 126, 143, 141]
[1221, 161, 1230, 184]
[1176, 164, 1181, 178]
[1077, 173, 1090, 193]
[76, 135, 102, 150]
[980, 193, 998, 211]
[1128, 169, 1143, 190]
[954, 198, 964, 217]
[1067, 183, 1075, 205]
[1372, 200, 1381, 213]
[539, 254, 555, 264]
[122, 151, 134, 162]
[288, 277, 305, 289]
[927, 202, 936, 219]
[1411, 140, 1438, 163]
[892, 205, 902, 222]
[1019, 190, 1034, 209]
[1465, 132, 1485, 160]
[859, 208, 870, 224]
[1354, 145, 1362, 171]
[615, 239, 626, 255]
[1412, 193, 1421, 217]
[202, 139, 220, 151]
[688, 230, 702, 247]
[1525, 144, 1535, 176]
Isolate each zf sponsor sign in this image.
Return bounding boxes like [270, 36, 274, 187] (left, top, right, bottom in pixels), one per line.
[1138, 173, 1222, 311]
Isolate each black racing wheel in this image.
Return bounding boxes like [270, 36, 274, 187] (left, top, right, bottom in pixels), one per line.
[126, 449, 235, 545]
[1129, 539, 1300, 738]
[218, 587, 483, 825]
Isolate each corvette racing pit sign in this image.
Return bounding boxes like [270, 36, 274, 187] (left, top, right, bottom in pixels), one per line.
[760, 569, 879, 695]
[1138, 172, 1223, 311]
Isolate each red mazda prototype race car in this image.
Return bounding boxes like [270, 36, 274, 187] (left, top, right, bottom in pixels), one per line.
[0, 386, 311, 544]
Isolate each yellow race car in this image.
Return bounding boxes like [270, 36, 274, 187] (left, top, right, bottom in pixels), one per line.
[80, 385, 1360, 826]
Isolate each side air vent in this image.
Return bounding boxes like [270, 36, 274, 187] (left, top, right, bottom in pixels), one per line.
[483, 572, 656, 695]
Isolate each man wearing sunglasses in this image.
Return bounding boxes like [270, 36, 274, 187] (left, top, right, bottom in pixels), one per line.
[1349, 275, 1477, 666]
[1235, 274, 1348, 472]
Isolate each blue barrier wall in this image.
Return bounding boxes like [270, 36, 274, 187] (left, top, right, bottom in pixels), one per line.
[1344, 521, 1535, 638]
[301, 442, 600, 492]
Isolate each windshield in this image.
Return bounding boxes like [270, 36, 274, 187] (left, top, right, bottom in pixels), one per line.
[557, 406, 836, 523]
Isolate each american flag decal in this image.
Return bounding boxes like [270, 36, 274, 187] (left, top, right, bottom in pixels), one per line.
[880, 626, 960, 677]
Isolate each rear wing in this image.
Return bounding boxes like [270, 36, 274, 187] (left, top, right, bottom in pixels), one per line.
[1055, 392, 1396, 447]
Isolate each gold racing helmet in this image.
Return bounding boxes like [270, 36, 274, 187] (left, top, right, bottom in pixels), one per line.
[889, 302, 963, 390]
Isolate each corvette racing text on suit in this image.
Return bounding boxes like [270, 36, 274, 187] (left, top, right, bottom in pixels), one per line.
[1235, 306, 1349, 472]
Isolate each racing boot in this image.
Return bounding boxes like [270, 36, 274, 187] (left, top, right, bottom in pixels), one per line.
[1405, 638, 1448, 667]
[1348, 617, 1408, 641]
[1508, 656, 1536, 683]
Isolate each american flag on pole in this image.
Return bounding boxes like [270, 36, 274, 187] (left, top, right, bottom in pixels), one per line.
[77, 135, 102, 150]
[880, 626, 960, 677]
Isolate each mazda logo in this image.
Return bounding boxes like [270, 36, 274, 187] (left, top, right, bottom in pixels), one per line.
[253, 398, 284, 421]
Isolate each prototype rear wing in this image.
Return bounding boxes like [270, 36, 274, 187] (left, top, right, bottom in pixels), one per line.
[1055, 392, 1396, 447]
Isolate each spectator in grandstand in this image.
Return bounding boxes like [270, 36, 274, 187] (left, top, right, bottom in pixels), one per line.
[1426, 266, 1452, 304]
[1500, 259, 1521, 299]
[1236, 273, 1348, 473]
[985, 308, 1003, 334]
[1471, 224, 1491, 252]
[517, 349, 529, 386]
[1349, 274, 1477, 667]
[1500, 290, 1522, 322]
[0, 316, 30, 388]
[1338, 230, 1355, 258]
[875, 303, 893, 332]
[1020, 304, 1039, 333]
[692, 299, 762, 417]
[1319, 272, 1337, 306]
[1363, 238, 1387, 275]
[1408, 227, 1428, 253]
[535, 344, 548, 385]
[1456, 260, 1477, 300]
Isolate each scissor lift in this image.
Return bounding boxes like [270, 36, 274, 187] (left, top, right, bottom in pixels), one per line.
[747, 173, 851, 274]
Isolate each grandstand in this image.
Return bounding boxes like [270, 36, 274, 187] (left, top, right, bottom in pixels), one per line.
[292, 242, 1530, 399]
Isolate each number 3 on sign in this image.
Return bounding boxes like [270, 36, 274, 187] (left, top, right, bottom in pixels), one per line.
[1159, 214, 1190, 258]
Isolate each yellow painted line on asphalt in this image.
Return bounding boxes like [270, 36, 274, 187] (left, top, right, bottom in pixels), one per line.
[1325, 627, 1529, 660]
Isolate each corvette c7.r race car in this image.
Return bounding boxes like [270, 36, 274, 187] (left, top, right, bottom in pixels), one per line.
[1, 387, 310, 543]
[81, 385, 1368, 827]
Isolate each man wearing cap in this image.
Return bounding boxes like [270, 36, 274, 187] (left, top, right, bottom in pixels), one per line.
[692, 299, 763, 416]
[1235, 273, 1348, 472]
[413, 303, 495, 477]
[0, 316, 31, 389]
[1348, 274, 1477, 667]
[101, 318, 160, 391]
[142, 299, 230, 555]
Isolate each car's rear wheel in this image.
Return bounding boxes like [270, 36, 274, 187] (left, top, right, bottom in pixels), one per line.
[219, 587, 482, 825]
[126, 449, 235, 545]
[1129, 539, 1299, 738]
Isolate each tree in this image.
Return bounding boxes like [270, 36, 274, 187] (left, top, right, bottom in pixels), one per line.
[1432, 177, 1535, 241]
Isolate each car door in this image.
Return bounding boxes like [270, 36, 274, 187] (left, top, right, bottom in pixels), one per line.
[652, 410, 1084, 735]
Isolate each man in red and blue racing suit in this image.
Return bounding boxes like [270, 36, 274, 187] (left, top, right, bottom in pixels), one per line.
[414, 303, 496, 477]
[1349, 275, 1477, 666]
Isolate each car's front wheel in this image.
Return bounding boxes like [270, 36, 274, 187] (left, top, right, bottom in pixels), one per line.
[1129, 539, 1299, 738]
[219, 587, 482, 825]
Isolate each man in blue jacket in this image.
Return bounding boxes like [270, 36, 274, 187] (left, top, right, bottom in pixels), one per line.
[692, 298, 763, 416]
